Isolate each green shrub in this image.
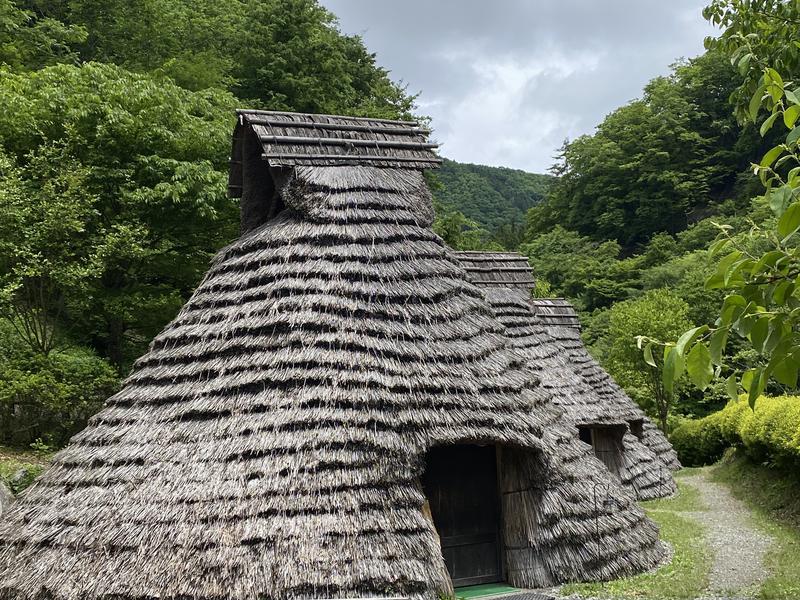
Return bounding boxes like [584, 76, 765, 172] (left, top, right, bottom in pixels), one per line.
[673, 395, 800, 467]
[671, 415, 728, 466]
[715, 398, 750, 443]
[0, 323, 119, 447]
[737, 396, 800, 466]
[0, 459, 45, 494]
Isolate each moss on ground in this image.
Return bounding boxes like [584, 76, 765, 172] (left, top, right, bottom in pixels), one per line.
[560, 479, 710, 599]
[0, 446, 51, 494]
[711, 450, 800, 600]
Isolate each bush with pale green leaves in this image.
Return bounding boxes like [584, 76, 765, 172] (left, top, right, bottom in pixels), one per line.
[672, 395, 800, 466]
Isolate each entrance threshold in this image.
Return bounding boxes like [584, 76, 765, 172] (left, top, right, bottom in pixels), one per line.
[454, 583, 518, 599]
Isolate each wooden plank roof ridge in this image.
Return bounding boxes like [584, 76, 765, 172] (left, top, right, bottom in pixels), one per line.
[229, 109, 441, 171]
[235, 108, 423, 127]
[453, 251, 535, 292]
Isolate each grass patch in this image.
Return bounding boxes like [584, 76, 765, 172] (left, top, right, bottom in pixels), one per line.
[711, 450, 800, 600]
[560, 479, 710, 599]
[0, 445, 51, 494]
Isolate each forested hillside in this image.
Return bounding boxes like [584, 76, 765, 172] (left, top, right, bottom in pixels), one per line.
[433, 159, 554, 233]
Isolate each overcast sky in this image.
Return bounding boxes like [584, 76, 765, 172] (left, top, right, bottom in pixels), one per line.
[320, 0, 719, 173]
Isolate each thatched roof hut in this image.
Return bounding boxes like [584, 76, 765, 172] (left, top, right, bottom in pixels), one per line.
[0, 111, 665, 599]
[456, 252, 679, 499]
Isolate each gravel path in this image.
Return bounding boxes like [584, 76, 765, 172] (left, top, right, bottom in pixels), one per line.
[681, 468, 773, 599]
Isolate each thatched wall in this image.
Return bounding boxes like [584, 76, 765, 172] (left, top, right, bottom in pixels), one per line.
[499, 444, 661, 587]
[0, 114, 666, 600]
[462, 281, 678, 500]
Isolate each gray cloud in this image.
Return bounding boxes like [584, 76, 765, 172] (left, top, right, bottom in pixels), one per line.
[320, 0, 718, 172]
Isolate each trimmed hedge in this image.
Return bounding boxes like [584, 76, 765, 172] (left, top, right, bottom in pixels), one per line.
[671, 395, 800, 467]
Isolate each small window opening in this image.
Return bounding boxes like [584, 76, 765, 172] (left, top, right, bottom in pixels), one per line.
[578, 426, 593, 445]
[629, 420, 644, 441]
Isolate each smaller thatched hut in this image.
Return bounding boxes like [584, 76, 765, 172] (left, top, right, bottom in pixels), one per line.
[456, 251, 679, 500]
[529, 297, 681, 473]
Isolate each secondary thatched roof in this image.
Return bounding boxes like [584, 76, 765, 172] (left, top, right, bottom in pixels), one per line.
[455, 252, 680, 497]
[0, 112, 665, 600]
[455, 251, 536, 290]
[530, 298, 581, 329]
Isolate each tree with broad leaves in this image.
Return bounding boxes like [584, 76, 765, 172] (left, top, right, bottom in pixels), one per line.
[640, 0, 800, 407]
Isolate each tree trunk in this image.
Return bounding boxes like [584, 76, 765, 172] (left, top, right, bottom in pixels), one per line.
[105, 317, 125, 372]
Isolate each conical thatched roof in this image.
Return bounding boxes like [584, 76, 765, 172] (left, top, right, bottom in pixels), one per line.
[527, 298, 681, 472]
[456, 252, 679, 498]
[0, 112, 665, 599]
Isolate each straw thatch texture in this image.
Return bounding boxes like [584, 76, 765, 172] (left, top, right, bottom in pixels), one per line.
[474, 287, 676, 500]
[528, 299, 680, 473]
[0, 160, 666, 598]
[456, 253, 678, 498]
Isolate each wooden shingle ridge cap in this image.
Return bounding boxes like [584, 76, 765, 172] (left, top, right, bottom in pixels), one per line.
[454, 250, 528, 255]
[231, 108, 441, 169]
[236, 108, 426, 129]
[454, 251, 536, 286]
[529, 297, 575, 305]
[453, 250, 533, 263]
[530, 297, 582, 329]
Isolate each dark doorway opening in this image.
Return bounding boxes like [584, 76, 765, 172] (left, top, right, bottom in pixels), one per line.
[423, 444, 503, 587]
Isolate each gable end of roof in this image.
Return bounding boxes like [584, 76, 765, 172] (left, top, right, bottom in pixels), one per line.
[229, 110, 441, 197]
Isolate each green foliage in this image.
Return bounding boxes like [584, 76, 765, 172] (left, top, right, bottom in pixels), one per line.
[530, 51, 758, 249]
[657, 2, 800, 405]
[0, 62, 238, 368]
[531, 278, 554, 299]
[22, 0, 415, 116]
[520, 226, 637, 310]
[231, 0, 414, 117]
[0, 0, 86, 71]
[604, 290, 693, 430]
[0, 456, 44, 494]
[0, 147, 99, 354]
[671, 414, 729, 465]
[673, 395, 800, 467]
[0, 321, 118, 446]
[434, 159, 554, 239]
[432, 201, 502, 251]
[704, 0, 800, 123]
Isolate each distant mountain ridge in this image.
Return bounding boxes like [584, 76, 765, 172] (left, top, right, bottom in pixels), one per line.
[433, 158, 555, 231]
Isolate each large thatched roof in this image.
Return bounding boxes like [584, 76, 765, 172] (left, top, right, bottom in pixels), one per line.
[0, 112, 665, 600]
[455, 252, 679, 498]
